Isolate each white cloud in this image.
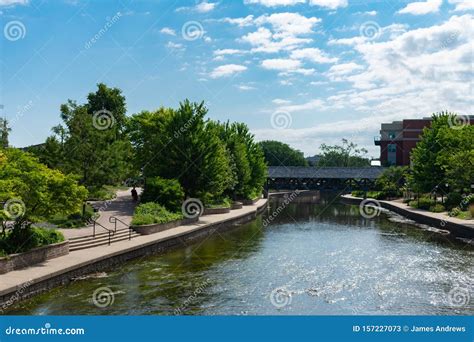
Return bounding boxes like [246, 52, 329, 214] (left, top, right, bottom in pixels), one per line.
[272, 98, 292, 104]
[210, 64, 247, 78]
[221, 15, 255, 27]
[309, 0, 348, 9]
[276, 99, 324, 112]
[160, 27, 176, 36]
[398, 0, 442, 15]
[448, 0, 474, 12]
[327, 62, 364, 77]
[290, 48, 338, 63]
[237, 84, 256, 91]
[0, 0, 27, 6]
[240, 12, 321, 53]
[261, 58, 302, 71]
[214, 49, 248, 56]
[364, 10, 377, 16]
[196, 1, 217, 13]
[176, 1, 217, 13]
[244, 0, 305, 7]
[166, 42, 184, 51]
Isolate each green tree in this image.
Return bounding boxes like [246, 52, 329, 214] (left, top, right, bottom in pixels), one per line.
[258, 140, 307, 166]
[317, 139, 370, 167]
[376, 166, 409, 198]
[0, 148, 88, 231]
[0, 118, 10, 148]
[411, 112, 474, 194]
[33, 84, 133, 188]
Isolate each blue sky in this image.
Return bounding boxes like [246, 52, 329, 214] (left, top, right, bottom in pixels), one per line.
[1, 0, 472, 157]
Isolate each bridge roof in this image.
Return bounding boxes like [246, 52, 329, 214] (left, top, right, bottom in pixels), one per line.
[268, 166, 386, 179]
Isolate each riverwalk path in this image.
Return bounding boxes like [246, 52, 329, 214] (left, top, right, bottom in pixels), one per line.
[0, 194, 268, 305]
[342, 194, 474, 235]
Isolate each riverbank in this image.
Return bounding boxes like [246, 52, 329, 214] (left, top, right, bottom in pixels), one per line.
[341, 195, 474, 239]
[0, 199, 268, 308]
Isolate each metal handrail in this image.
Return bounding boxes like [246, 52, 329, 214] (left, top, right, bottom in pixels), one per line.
[109, 216, 133, 240]
[92, 219, 115, 245]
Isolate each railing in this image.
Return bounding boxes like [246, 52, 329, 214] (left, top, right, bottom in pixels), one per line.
[109, 216, 133, 241]
[92, 219, 115, 245]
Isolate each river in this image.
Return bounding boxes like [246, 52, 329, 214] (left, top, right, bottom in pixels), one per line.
[5, 193, 474, 315]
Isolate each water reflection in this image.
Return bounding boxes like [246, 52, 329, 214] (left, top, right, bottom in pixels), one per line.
[5, 193, 474, 315]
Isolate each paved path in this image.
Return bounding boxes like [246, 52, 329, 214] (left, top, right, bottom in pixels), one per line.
[0, 199, 267, 299]
[58, 189, 139, 239]
[343, 194, 474, 229]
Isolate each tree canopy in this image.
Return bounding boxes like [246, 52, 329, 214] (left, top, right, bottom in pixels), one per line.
[317, 139, 370, 167]
[410, 112, 474, 194]
[258, 140, 307, 166]
[0, 148, 88, 229]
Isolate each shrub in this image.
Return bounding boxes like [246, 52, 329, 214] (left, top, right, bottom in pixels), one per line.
[366, 191, 387, 200]
[0, 226, 64, 255]
[429, 204, 445, 213]
[205, 197, 231, 209]
[351, 190, 366, 198]
[131, 202, 183, 226]
[141, 177, 185, 212]
[445, 192, 463, 209]
[409, 197, 436, 210]
[87, 186, 116, 201]
[449, 207, 461, 217]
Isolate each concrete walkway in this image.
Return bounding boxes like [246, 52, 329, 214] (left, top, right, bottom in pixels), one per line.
[0, 199, 268, 300]
[58, 189, 138, 239]
[342, 194, 474, 229]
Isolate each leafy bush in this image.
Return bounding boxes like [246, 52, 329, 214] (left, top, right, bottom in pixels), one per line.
[49, 204, 94, 228]
[445, 192, 463, 209]
[351, 190, 365, 198]
[429, 204, 445, 213]
[205, 197, 231, 209]
[131, 202, 183, 226]
[409, 197, 436, 210]
[449, 207, 461, 217]
[87, 186, 116, 201]
[141, 177, 185, 212]
[0, 226, 65, 255]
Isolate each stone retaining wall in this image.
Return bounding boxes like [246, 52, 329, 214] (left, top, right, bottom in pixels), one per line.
[341, 196, 474, 239]
[0, 241, 69, 275]
[131, 217, 198, 235]
[203, 207, 231, 215]
[0, 200, 268, 307]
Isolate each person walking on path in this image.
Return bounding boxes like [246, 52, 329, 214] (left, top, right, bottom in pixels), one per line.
[131, 187, 138, 202]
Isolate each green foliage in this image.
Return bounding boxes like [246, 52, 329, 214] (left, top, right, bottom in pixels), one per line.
[429, 204, 446, 213]
[445, 192, 463, 210]
[410, 112, 474, 194]
[49, 204, 94, 228]
[0, 226, 65, 255]
[449, 207, 461, 217]
[87, 186, 117, 201]
[375, 166, 408, 198]
[317, 139, 370, 167]
[0, 118, 11, 148]
[141, 177, 184, 212]
[409, 197, 436, 210]
[30, 84, 133, 188]
[131, 202, 183, 226]
[258, 140, 307, 166]
[128, 101, 267, 203]
[205, 197, 231, 209]
[0, 148, 88, 226]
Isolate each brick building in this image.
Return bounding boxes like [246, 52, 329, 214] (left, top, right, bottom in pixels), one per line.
[374, 116, 473, 166]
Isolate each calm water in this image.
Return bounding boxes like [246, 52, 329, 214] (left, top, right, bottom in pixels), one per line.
[5, 194, 474, 315]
